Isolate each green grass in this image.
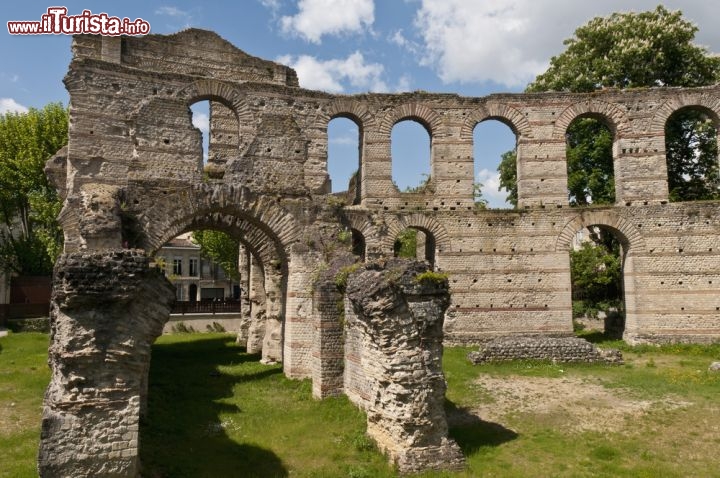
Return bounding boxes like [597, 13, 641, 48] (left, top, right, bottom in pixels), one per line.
[0, 333, 50, 478]
[2, 332, 720, 477]
[140, 333, 392, 478]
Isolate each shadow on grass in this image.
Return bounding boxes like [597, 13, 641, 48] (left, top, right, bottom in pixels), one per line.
[140, 335, 288, 478]
[576, 330, 626, 347]
[445, 399, 518, 456]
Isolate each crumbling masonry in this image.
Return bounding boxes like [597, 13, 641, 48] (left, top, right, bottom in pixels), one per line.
[39, 29, 720, 475]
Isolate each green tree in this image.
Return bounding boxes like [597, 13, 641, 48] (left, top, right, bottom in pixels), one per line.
[570, 238, 622, 318]
[498, 6, 720, 205]
[528, 6, 720, 93]
[565, 118, 614, 206]
[666, 108, 720, 201]
[0, 103, 67, 275]
[497, 150, 518, 208]
[191, 230, 240, 281]
[393, 228, 417, 259]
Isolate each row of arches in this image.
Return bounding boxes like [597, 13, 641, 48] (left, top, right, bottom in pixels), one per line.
[327, 106, 719, 207]
[170, 78, 719, 207]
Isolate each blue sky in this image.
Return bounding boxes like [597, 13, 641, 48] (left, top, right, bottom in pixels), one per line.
[3, 1, 720, 206]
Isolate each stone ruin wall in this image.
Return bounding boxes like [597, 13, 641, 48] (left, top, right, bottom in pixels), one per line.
[39, 28, 720, 475]
[57, 30, 720, 353]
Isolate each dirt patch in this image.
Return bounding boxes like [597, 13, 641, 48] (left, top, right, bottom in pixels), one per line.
[453, 375, 690, 434]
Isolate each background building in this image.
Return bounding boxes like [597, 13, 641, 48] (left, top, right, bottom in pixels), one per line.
[155, 232, 239, 303]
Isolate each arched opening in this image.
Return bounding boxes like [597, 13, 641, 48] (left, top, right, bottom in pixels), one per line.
[190, 101, 210, 165]
[152, 230, 241, 320]
[569, 225, 626, 339]
[473, 119, 518, 208]
[393, 227, 436, 268]
[189, 98, 240, 179]
[665, 106, 720, 202]
[566, 115, 615, 206]
[391, 119, 431, 192]
[351, 228, 366, 260]
[328, 116, 361, 204]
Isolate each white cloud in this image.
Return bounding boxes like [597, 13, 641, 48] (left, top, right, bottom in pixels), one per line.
[412, 0, 720, 89]
[1, 73, 20, 83]
[476, 168, 511, 208]
[390, 29, 408, 48]
[414, 1, 554, 87]
[395, 74, 412, 92]
[389, 29, 420, 55]
[280, 0, 374, 43]
[0, 98, 28, 114]
[155, 6, 191, 18]
[259, 0, 281, 11]
[329, 135, 357, 145]
[191, 111, 209, 136]
[277, 51, 387, 92]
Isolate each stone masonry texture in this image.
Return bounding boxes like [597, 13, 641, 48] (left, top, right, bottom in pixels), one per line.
[467, 336, 624, 365]
[39, 28, 720, 475]
[38, 250, 175, 477]
[345, 259, 465, 473]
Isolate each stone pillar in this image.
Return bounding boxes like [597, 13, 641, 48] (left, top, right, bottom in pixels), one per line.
[38, 250, 175, 478]
[246, 255, 266, 354]
[261, 268, 283, 364]
[345, 259, 465, 474]
[310, 255, 355, 399]
[236, 244, 252, 344]
[283, 250, 321, 378]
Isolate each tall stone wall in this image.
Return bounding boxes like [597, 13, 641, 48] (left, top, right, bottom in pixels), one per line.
[38, 250, 175, 477]
[53, 29, 720, 348]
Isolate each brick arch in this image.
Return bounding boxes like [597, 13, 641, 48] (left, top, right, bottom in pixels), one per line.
[555, 210, 646, 253]
[378, 102, 445, 138]
[176, 78, 255, 126]
[322, 99, 377, 131]
[552, 100, 633, 139]
[177, 79, 257, 156]
[175, 213, 284, 271]
[460, 102, 532, 140]
[649, 93, 720, 134]
[344, 213, 378, 240]
[144, 184, 301, 263]
[382, 213, 451, 254]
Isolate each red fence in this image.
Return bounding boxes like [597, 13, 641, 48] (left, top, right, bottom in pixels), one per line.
[0, 303, 50, 323]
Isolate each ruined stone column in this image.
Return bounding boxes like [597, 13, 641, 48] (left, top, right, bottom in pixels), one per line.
[246, 255, 266, 354]
[236, 244, 252, 344]
[38, 250, 175, 478]
[261, 268, 284, 364]
[311, 254, 356, 399]
[345, 259, 465, 474]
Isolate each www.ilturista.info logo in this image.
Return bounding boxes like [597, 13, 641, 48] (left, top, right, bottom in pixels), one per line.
[7, 7, 150, 36]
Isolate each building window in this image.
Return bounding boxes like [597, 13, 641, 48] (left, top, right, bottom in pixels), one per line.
[189, 258, 198, 277]
[176, 285, 184, 301]
[201, 260, 211, 279]
[173, 257, 183, 276]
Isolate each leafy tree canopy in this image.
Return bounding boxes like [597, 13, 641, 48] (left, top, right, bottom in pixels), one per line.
[498, 6, 720, 206]
[527, 5, 720, 93]
[0, 103, 67, 275]
[191, 230, 240, 281]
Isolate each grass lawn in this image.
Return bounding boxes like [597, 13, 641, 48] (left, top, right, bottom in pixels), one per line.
[1, 331, 719, 477]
